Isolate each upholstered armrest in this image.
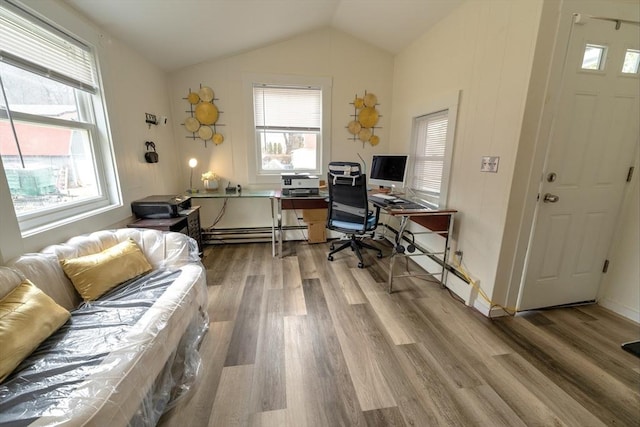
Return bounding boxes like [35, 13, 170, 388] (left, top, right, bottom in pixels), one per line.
[42, 228, 201, 271]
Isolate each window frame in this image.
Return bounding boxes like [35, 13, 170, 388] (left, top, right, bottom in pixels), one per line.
[621, 47, 640, 75]
[407, 90, 459, 209]
[244, 73, 332, 184]
[580, 42, 608, 71]
[0, 0, 120, 236]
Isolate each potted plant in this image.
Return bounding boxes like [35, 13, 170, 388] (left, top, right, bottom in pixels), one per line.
[201, 171, 219, 191]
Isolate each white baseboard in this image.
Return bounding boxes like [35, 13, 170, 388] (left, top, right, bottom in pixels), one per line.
[598, 298, 640, 324]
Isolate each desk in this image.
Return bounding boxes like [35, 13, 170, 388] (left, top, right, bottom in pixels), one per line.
[190, 190, 277, 251]
[274, 191, 328, 257]
[371, 198, 456, 293]
[189, 190, 328, 257]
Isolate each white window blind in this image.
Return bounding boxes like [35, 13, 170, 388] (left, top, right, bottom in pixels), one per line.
[0, 0, 97, 93]
[412, 110, 448, 195]
[253, 85, 321, 131]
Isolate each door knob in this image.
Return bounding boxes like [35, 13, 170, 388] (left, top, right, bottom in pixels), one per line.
[543, 193, 559, 203]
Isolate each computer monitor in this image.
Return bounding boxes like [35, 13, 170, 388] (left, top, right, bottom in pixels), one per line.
[368, 154, 409, 190]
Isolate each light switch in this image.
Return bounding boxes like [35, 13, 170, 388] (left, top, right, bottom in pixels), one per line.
[481, 156, 499, 173]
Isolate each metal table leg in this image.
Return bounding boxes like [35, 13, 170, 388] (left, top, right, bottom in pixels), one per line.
[271, 197, 276, 257]
[388, 215, 410, 293]
[440, 213, 454, 286]
[278, 197, 283, 258]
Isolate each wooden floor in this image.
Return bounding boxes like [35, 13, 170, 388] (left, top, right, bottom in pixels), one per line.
[159, 240, 640, 427]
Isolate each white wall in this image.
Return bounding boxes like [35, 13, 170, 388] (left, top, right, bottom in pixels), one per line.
[167, 27, 395, 230]
[388, 0, 543, 313]
[598, 148, 639, 322]
[0, 0, 179, 262]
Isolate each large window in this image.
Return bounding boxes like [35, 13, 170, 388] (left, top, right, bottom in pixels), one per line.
[409, 95, 458, 208]
[246, 74, 331, 183]
[0, 0, 117, 233]
[254, 84, 321, 173]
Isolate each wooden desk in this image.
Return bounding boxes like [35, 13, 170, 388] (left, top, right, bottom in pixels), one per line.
[274, 191, 328, 257]
[128, 206, 202, 253]
[371, 199, 456, 293]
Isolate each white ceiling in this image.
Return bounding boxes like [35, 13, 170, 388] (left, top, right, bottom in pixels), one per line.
[63, 0, 463, 71]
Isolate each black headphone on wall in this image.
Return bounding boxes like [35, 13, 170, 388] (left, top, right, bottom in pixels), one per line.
[144, 141, 158, 163]
[395, 230, 416, 254]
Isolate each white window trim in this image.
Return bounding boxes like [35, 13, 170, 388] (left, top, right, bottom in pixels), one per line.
[0, 0, 121, 236]
[243, 73, 332, 185]
[407, 90, 460, 209]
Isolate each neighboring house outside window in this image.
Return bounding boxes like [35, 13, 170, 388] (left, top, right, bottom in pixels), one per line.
[245, 74, 332, 183]
[0, 0, 119, 234]
[408, 92, 459, 209]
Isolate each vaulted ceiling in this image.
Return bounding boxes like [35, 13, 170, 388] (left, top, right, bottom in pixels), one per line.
[64, 0, 463, 71]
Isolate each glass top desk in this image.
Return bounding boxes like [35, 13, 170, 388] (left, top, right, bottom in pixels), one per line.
[188, 190, 277, 254]
[369, 195, 457, 293]
[189, 189, 277, 199]
[188, 190, 328, 257]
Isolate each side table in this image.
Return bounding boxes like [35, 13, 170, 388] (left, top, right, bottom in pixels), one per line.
[128, 206, 202, 253]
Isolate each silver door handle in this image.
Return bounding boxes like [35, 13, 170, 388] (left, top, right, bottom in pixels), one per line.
[543, 193, 559, 203]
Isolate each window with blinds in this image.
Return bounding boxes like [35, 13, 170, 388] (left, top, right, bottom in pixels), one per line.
[253, 84, 322, 174]
[0, 1, 96, 92]
[410, 109, 451, 208]
[0, 0, 117, 233]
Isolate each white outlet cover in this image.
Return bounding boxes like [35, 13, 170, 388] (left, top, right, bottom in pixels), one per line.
[481, 156, 499, 173]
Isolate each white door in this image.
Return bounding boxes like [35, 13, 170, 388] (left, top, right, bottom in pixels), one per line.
[519, 15, 640, 310]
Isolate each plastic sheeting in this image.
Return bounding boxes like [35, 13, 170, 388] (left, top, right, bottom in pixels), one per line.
[0, 229, 209, 427]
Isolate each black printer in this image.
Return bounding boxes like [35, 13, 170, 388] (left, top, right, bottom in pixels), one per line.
[131, 195, 191, 219]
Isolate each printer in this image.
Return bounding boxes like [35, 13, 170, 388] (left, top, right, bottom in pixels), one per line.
[281, 173, 320, 196]
[131, 195, 191, 219]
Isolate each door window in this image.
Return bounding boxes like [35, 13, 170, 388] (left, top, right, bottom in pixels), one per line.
[622, 49, 640, 74]
[581, 43, 607, 70]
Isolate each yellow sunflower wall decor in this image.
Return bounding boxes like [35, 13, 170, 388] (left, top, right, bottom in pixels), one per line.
[347, 91, 381, 147]
[183, 85, 224, 146]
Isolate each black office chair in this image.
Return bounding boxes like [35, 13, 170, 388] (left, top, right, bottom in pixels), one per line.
[326, 161, 383, 268]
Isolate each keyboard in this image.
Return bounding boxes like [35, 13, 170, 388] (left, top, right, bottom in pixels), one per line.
[392, 202, 429, 210]
[370, 193, 396, 201]
[370, 194, 434, 211]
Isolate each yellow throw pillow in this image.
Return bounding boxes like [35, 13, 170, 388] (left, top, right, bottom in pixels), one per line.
[60, 238, 152, 301]
[0, 279, 70, 383]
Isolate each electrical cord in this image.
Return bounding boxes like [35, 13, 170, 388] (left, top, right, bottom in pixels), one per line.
[205, 198, 228, 230]
[383, 217, 516, 317]
[292, 207, 308, 241]
[452, 253, 517, 317]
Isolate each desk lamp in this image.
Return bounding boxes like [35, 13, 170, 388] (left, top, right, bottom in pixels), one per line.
[188, 158, 198, 193]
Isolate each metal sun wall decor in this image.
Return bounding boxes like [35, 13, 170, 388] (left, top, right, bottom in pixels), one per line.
[347, 91, 381, 147]
[183, 85, 224, 147]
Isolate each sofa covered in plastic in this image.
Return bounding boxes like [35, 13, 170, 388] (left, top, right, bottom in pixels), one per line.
[0, 228, 209, 426]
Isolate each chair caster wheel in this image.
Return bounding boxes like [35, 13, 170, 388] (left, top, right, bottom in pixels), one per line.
[328, 255, 334, 261]
[358, 262, 364, 268]
[377, 252, 383, 258]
